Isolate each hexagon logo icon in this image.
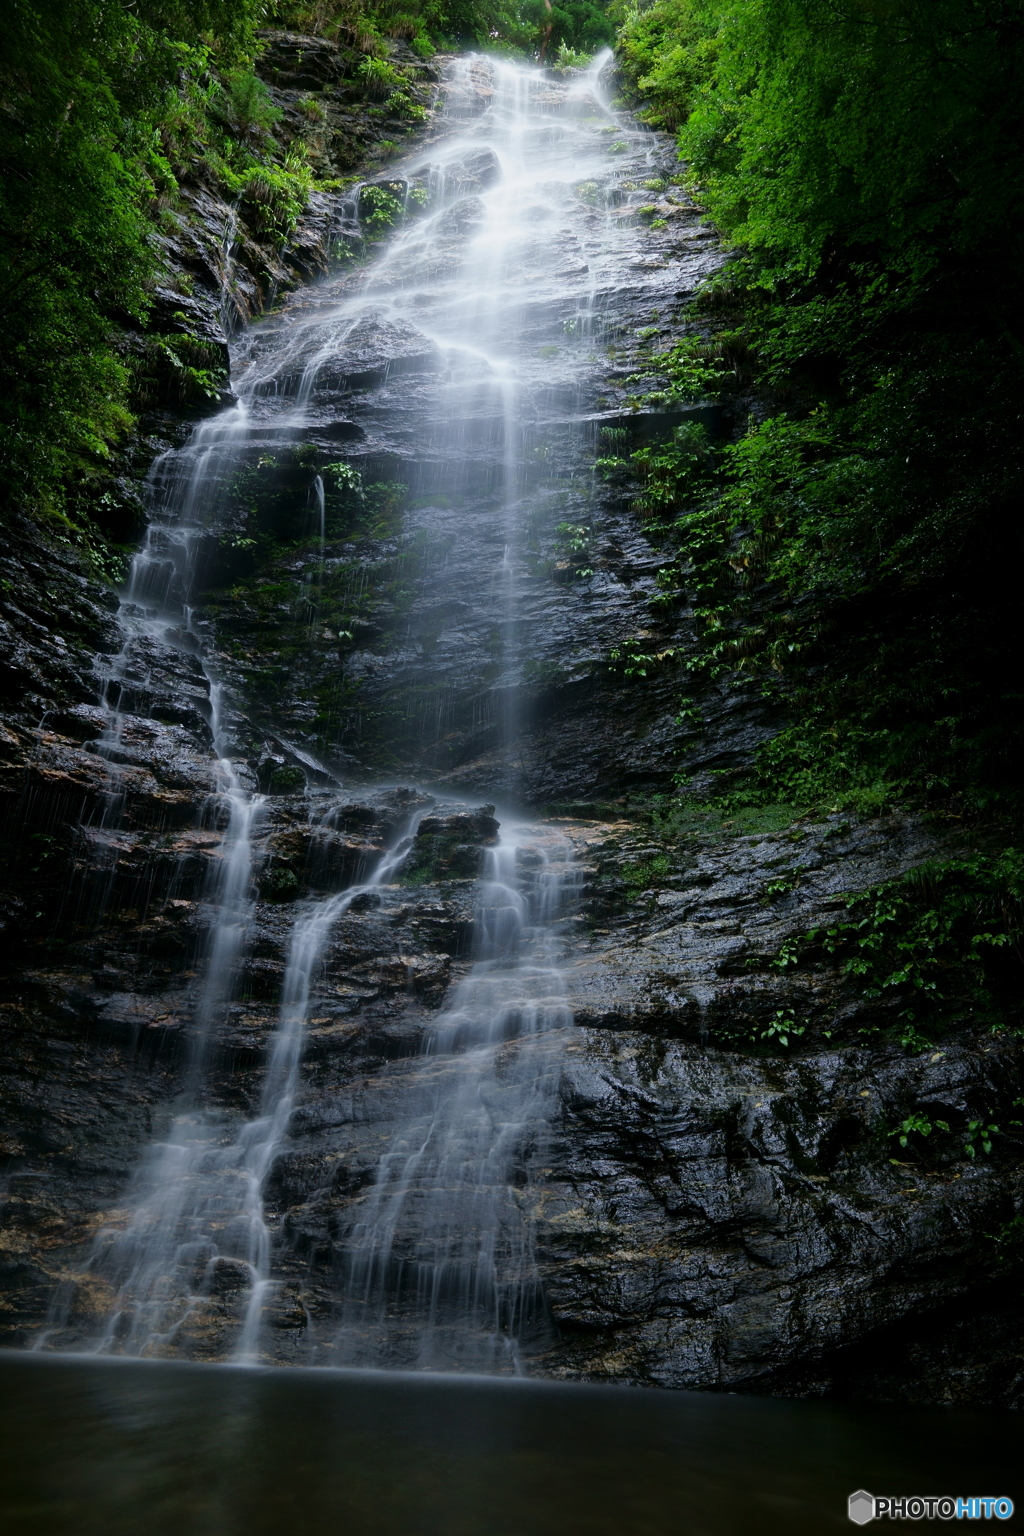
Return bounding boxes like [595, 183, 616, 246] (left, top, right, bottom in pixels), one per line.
[848, 1490, 875, 1524]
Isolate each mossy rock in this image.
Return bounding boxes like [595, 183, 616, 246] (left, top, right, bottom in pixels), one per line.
[269, 765, 306, 794]
[399, 807, 498, 884]
[260, 866, 300, 902]
[400, 834, 483, 884]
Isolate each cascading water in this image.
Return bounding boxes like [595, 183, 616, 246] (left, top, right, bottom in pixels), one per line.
[332, 829, 578, 1370]
[77, 830, 422, 1361]
[35, 51, 697, 1368]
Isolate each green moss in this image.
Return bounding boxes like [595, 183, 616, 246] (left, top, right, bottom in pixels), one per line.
[399, 834, 483, 885]
[622, 855, 671, 889]
[260, 866, 300, 901]
[269, 765, 305, 794]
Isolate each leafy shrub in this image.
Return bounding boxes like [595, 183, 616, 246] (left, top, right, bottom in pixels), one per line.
[210, 69, 281, 146]
[359, 184, 404, 235]
[552, 43, 592, 70]
[769, 852, 1024, 1041]
[358, 56, 405, 97]
[297, 94, 327, 122]
[610, 0, 1024, 821]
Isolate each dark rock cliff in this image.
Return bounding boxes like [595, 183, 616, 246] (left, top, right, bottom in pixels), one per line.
[0, 55, 1021, 1406]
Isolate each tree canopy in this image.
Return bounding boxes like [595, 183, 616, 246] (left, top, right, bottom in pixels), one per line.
[0, 0, 264, 521]
[617, 0, 1024, 813]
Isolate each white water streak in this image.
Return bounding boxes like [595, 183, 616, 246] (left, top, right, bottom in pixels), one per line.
[332, 830, 578, 1372]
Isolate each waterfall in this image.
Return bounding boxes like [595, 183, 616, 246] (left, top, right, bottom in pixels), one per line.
[36, 50, 686, 1368]
[72, 826, 421, 1360]
[331, 830, 578, 1371]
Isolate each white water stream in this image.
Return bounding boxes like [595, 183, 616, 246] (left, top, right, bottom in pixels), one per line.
[38, 52, 674, 1367]
[82, 832, 419, 1361]
[332, 830, 578, 1370]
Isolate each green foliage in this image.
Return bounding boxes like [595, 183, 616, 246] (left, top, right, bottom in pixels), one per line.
[768, 852, 1024, 1040]
[358, 56, 405, 96]
[269, 766, 306, 794]
[964, 1120, 1000, 1159]
[143, 333, 229, 406]
[889, 1112, 950, 1150]
[679, 0, 1021, 280]
[888, 1111, 1002, 1162]
[265, 0, 583, 52]
[323, 461, 365, 499]
[554, 520, 596, 579]
[607, 640, 678, 678]
[233, 150, 317, 239]
[359, 184, 405, 235]
[297, 92, 327, 121]
[617, 0, 717, 131]
[632, 419, 715, 513]
[760, 1008, 805, 1050]
[0, 0, 259, 534]
[210, 68, 282, 145]
[609, 0, 1024, 819]
[621, 854, 670, 889]
[519, 0, 614, 58]
[362, 479, 409, 533]
[552, 43, 592, 70]
[260, 864, 301, 899]
[710, 1001, 812, 1054]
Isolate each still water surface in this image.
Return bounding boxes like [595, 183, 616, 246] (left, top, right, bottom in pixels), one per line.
[1, 1352, 1020, 1535]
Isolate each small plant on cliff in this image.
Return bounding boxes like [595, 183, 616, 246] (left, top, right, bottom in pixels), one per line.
[383, 91, 425, 120]
[235, 148, 316, 240]
[211, 69, 282, 147]
[889, 1112, 950, 1150]
[360, 184, 404, 235]
[323, 462, 364, 496]
[297, 94, 327, 122]
[358, 56, 405, 97]
[760, 1009, 806, 1049]
[964, 1120, 1000, 1158]
[888, 1112, 1002, 1161]
[607, 640, 678, 678]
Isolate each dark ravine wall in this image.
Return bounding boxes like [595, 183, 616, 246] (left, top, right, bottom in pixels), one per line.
[0, 54, 1022, 1406]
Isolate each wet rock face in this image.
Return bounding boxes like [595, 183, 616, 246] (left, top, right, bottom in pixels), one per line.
[532, 812, 1024, 1402]
[1, 775, 1021, 1401]
[541, 1028, 1024, 1401]
[401, 808, 499, 882]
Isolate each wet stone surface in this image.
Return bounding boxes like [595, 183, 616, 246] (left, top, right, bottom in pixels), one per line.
[1, 789, 1021, 1401]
